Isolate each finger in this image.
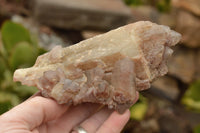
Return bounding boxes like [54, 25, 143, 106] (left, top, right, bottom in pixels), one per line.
[97, 109, 130, 133]
[78, 106, 113, 133]
[96, 92, 139, 133]
[27, 91, 42, 100]
[72, 92, 139, 133]
[46, 103, 101, 132]
[1, 96, 68, 130]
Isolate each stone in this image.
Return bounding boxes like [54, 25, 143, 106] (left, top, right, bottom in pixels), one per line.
[129, 6, 159, 23]
[33, 0, 131, 30]
[158, 13, 176, 28]
[11, 15, 69, 50]
[152, 76, 179, 100]
[168, 46, 195, 83]
[13, 21, 181, 113]
[82, 30, 104, 39]
[129, 6, 176, 27]
[130, 119, 160, 133]
[158, 110, 191, 133]
[150, 97, 193, 133]
[172, 0, 200, 16]
[175, 10, 200, 48]
[125, 93, 200, 133]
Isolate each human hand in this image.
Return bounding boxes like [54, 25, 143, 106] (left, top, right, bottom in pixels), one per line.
[0, 92, 139, 133]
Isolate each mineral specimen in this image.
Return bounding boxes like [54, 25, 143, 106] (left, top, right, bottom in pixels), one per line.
[13, 21, 181, 113]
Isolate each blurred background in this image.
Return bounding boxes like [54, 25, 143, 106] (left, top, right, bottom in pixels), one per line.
[0, 0, 200, 132]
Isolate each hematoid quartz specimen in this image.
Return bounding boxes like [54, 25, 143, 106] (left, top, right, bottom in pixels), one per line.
[13, 21, 181, 113]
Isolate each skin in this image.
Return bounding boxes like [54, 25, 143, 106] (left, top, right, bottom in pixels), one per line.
[0, 92, 139, 133]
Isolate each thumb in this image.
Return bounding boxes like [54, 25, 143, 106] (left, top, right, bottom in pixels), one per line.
[1, 95, 68, 130]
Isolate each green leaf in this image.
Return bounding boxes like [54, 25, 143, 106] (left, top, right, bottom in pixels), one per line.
[182, 80, 200, 112]
[0, 57, 6, 79]
[0, 70, 14, 91]
[130, 94, 148, 121]
[0, 91, 20, 114]
[14, 85, 37, 97]
[182, 98, 200, 111]
[0, 101, 13, 114]
[184, 81, 200, 101]
[1, 21, 32, 52]
[157, 0, 171, 12]
[130, 102, 148, 121]
[38, 47, 47, 55]
[193, 124, 200, 133]
[0, 34, 9, 60]
[124, 0, 143, 6]
[9, 42, 38, 71]
[185, 81, 200, 101]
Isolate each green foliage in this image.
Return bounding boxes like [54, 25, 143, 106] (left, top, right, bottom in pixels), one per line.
[0, 21, 44, 114]
[9, 42, 38, 71]
[14, 85, 37, 98]
[0, 57, 6, 79]
[0, 101, 13, 114]
[130, 94, 148, 121]
[0, 91, 20, 114]
[1, 21, 32, 53]
[124, 0, 143, 6]
[182, 80, 200, 112]
[124, 0, 171, 13]
[157, 0, 171, 12]
[1, 70, 14, 90]
[193, 124, 200, 133]
[0, 91, 20, 106]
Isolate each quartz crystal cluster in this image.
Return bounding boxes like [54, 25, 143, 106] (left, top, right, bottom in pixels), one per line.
[13, 21, 181, 113]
